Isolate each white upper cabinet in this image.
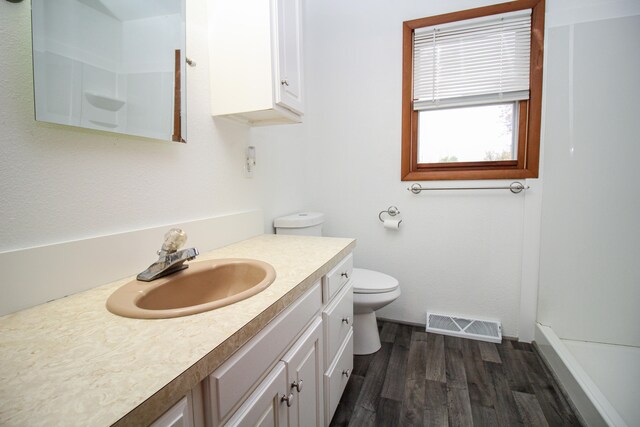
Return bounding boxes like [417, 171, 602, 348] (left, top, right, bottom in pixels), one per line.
[207, 0, 304, 126]
[274, 0, 303, 115]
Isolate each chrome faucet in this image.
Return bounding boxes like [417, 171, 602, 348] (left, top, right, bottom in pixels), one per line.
[137, 228, 199, 282]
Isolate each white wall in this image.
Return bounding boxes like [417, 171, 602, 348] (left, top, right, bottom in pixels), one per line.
[0, 1, 305, 253]
[262, 0, 640, 340]
[537, 2, 640, 348]
[7, 0, 637, 343]
[259, 0, 533, 338]
[250, 124, 309, 232]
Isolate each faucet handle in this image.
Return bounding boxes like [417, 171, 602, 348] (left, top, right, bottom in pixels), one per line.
[161, 228, 187, 253]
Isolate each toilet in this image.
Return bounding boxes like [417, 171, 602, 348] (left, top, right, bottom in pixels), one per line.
[274, 212, 401, 355]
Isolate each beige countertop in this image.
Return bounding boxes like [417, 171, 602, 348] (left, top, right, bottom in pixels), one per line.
[0, 234, 355, 427]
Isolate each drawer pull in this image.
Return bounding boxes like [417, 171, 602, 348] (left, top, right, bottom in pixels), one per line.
[342, 368, 351, 378]
[291, 379, 303, 393]
[341, 316, 351, 325]
[281, 392, 294, 407]
[340, 272, 349, 279]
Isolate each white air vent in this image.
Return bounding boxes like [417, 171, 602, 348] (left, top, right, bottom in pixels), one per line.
[426, 312, 502, 343]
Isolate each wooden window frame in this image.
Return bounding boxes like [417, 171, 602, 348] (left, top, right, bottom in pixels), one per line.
[401, 0, 545, 181]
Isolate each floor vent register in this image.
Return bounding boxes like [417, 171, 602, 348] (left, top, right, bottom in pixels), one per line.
[426, 312, 502, 343]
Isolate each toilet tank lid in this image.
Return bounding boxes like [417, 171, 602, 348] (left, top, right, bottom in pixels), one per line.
[351, 268, 399, 293]
[274, 212, 324, 228]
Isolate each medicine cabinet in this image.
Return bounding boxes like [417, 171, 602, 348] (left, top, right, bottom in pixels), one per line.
[31, 0, 188, 142]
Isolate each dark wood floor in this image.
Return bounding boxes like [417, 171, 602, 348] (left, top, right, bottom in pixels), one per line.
[330, 321, 582, 427]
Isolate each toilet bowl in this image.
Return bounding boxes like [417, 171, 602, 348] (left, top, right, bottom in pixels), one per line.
[351, 268, 401, 355]
[273, 212, 401, 356]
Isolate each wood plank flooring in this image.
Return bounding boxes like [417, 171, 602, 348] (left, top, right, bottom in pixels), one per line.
[330, 321, 582, 427]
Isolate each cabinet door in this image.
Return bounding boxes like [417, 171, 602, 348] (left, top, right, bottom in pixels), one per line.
[150, 396, 194, 427]
[274, 0, 304, 114]
[225, 362, 288, 427]
[282, 317, 324, 427]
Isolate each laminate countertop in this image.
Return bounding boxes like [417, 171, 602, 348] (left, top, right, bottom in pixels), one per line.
[0, 234, 355, 426]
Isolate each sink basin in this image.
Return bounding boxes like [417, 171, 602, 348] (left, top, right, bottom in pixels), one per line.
[106, 258, 276, 319]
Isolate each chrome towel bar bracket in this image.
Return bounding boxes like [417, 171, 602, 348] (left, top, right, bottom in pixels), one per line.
[408, 181, 529, 194]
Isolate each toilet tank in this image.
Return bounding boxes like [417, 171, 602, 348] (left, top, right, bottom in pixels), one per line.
[274, 212, 324, 236]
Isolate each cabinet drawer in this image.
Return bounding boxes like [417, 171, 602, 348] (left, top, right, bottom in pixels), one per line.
[324, 330, 353, 424]
[322, 282, 353, 369]
[322, 254, 353, 303]
[208, 281, 322, 425]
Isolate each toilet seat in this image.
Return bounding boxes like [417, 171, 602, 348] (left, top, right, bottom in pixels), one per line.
[351, 268, 399, 294]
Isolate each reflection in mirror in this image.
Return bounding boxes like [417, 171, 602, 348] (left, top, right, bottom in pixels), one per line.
[31, 0, 187, 142]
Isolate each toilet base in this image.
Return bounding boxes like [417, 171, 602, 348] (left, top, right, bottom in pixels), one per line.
[353, 311, 381, 355]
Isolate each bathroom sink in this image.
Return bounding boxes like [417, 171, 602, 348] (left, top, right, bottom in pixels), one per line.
[106, 258, 276, 319]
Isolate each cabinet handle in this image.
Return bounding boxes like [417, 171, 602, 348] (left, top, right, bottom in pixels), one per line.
[341, 272, 349, 279]
[281, 392, 294, 407]
[341, 316, 351, 325]
[280, 79, 289, 86]
[342, 369, 351, 378]
[291, 379, 303, 393]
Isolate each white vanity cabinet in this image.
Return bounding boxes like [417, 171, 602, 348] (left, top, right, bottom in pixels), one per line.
[225, 317, 323, 427]
[207, 0, 304, 126]
[205, 282, 323, 426]
[154, 252, 354, 427]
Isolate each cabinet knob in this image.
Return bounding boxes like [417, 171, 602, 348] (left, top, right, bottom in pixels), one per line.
[342, 369, 351, 378]
[341, 272, 349, 279]
[341, 316, 351, 325]
[280, 79, 289, 86]
[281, 392, 294, 407]
[291, 379, 303, 393]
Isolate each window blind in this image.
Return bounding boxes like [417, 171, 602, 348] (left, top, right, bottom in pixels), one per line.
[413, 10, 532, 110]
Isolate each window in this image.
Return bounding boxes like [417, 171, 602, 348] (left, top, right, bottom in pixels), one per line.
[401, 0, 545, 181]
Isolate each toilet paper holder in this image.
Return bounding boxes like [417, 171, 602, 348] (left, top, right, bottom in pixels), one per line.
[378, 206, 401, 223]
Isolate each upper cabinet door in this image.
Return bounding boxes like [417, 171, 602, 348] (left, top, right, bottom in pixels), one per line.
[274, 0, 304, 115]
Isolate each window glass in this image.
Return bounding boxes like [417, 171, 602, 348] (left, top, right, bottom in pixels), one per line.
[417, 103, 517, 164]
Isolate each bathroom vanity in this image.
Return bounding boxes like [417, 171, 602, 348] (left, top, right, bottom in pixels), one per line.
[204, 253, 353, 427]
[0, 235, 355, 426]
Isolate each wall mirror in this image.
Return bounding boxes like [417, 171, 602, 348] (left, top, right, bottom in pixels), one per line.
[31, 0, 187, 143]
